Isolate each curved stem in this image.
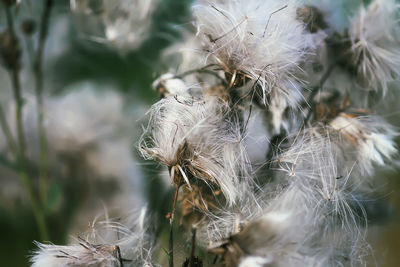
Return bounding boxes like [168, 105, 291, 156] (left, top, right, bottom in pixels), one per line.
[35, 0, 54, 206]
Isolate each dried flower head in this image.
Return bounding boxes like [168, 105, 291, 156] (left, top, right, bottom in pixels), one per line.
[31, 240, 122, 267]
[139, 95, 251, 205]
[193, 0, 313, 102]
[349, 0, 400, 93]
[31, 209, 155, 267]
[329, 113, 397, 175]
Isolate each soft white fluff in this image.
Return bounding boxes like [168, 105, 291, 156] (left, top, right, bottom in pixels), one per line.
[152, 73, 189, 97]
[198, 187, 263, 246]
[204, 181, 352, 266]
[329, 113, 398, 175]
[277, 127, 363, 229]
[239, 256, 270, 267]
[31, 242, 120, 267]
[199, 131, 364, 265]
[71, 0, 158, 50]
[349, 0, 400, 93]
[46, 86, 123, 151]
[193, 0, 313, 102]
[139, 95, 251, 205]
[31, 209, 155, 267]
[274, 127, 371, 265]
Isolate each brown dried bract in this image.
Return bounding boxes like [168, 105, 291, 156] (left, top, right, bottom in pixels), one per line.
[179, 182, 222, 229]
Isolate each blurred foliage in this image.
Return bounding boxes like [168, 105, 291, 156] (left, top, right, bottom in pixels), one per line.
[0, 0, 193, 266]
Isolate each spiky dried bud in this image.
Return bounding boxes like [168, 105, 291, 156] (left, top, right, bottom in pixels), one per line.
[0, 30, 21, 70]
[179, 182, 221, 229]
[21, 19, 37, 36]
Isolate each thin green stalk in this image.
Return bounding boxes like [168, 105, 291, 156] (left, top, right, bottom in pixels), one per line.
[3, 3, 49, 241]
[169, 184, 181, 267]
[0, 104, 18, 157]
[4, 3, 26, 159]
[18, 170, 49, 240]
[34, 0, 54, 206]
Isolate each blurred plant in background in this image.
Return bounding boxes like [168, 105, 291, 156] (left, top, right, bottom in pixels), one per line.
[0, 0, 400, 266]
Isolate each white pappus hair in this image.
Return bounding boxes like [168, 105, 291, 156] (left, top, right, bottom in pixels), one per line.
[275, 126, 371, 265]
[349, 0, 400, 93]
[138, 95, 251, 205]
[30, 208, 155, 267]
[204, 181, 358, 266]
[329, 113, 398, 176]
[31, 241, 121, 267]
[193, 0, 313, 103]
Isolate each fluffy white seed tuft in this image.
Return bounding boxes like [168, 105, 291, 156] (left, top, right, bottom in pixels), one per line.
[193, 0, 313, 102]
[349, 0, 400, 93]
[138, 95, 251, 205]
[329, 113, 398, 175]
[31, 209, 155, 267]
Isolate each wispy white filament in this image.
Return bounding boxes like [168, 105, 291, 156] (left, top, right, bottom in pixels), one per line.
[193, 0, 313, 102]
[329, 113, 398, 175]
[31, 209, 155, 267]
[349, 0, 400, 93]
[139, 95, 251, 205]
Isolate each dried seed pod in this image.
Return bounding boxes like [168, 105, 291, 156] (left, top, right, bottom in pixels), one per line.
[0, 30, 21, 70]
[179, 182, 222, 229]
[21, 19, 36, 36]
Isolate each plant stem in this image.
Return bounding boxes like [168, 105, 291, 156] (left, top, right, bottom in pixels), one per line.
[0, 104, 18, 157]
[4, 3, 26, 159]
[3, 3, 49, 241]
[34, 0, 54, 206]
[169, 184, 181, 267]
[304, 62, 337, 123]
[189, 228, 197, 267]
[19, 170, 49, 241]
[175, 64, 226, 84]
